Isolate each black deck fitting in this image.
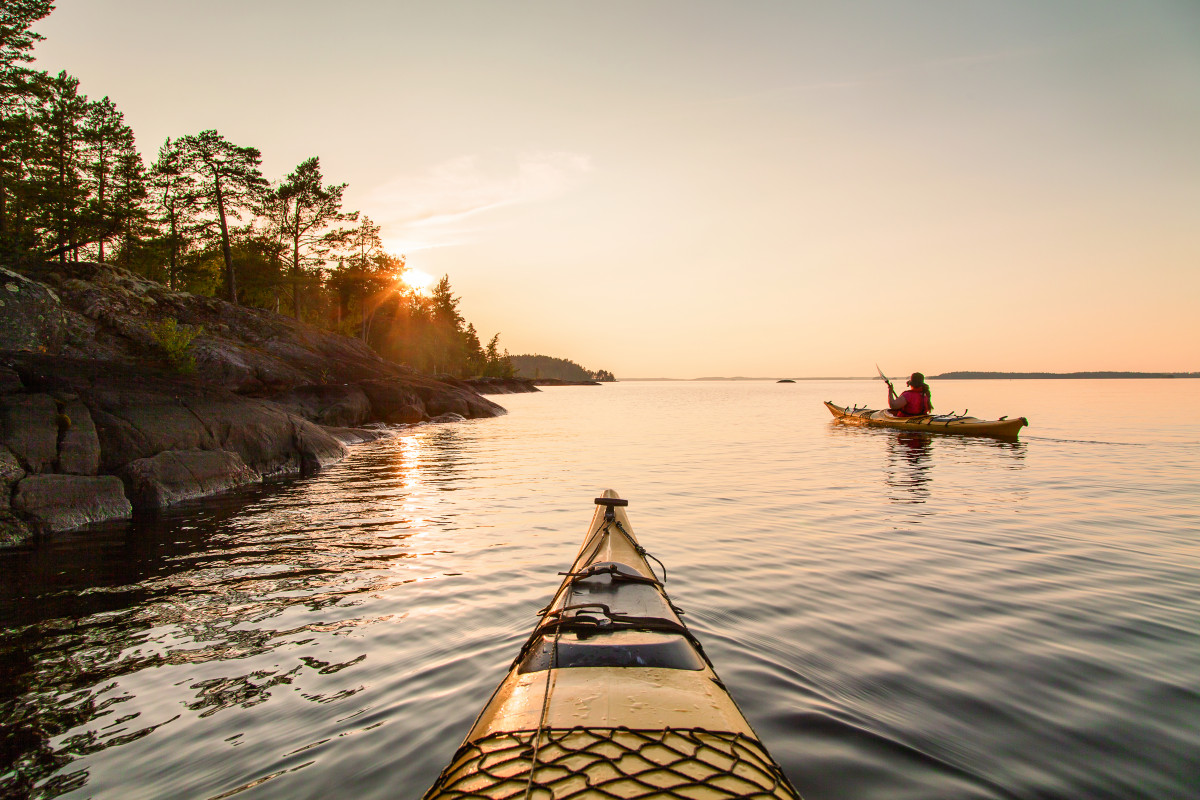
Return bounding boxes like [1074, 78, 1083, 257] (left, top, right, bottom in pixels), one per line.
[595, 496, 629, 521]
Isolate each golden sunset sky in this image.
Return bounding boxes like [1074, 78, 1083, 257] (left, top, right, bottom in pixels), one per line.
[35, 1, 1200, 377]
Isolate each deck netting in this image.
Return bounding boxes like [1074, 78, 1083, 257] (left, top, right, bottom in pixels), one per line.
[423, 726, 802, 799]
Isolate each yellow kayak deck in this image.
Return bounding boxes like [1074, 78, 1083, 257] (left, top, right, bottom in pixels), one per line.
[423, 491, 801, 800]
[825, 401, 1028, 438]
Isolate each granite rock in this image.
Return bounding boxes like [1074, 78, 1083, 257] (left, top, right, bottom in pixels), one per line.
[0, 365, 22, 393]
[322, 426, 396, 445]
[0, 393, 59, 473]
[55, 398, 101, 475]
[120, 449, 262, 509]
[271, 384, 372, 427]
[13, 474, 132, 532]
[0, 267, 65, 353]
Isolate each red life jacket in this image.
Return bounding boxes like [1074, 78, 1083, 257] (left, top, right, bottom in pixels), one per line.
[896, 389, 930, 416]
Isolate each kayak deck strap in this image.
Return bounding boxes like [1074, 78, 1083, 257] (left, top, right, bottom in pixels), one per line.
[513, 603, 711, 673]
[423, 726, 802, 800]
[537, 608, 700, 647]
[558, 563, 662, 588]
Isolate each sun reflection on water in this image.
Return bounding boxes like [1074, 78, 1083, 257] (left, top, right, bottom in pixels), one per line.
[396, 433, 428, 530]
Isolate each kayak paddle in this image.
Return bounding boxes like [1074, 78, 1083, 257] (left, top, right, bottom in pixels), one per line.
[875, 363, 895, 395]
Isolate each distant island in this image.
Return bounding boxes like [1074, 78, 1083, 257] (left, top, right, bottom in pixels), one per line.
[510, 354, 615, 382]
[933, 371, 1199, 379]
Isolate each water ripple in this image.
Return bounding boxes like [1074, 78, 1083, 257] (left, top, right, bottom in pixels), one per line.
[1, 381, 1198, 799]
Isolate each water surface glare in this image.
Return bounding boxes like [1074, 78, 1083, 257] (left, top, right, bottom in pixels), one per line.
[2, 380, 1198, 799]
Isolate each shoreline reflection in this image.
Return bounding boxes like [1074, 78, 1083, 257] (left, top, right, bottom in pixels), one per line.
[0, 434, 438, 798]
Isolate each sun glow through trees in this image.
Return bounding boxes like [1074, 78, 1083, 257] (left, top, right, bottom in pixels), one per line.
[400, 268, 436, 296]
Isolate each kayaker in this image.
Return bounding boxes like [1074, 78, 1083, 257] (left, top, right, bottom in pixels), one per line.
[889, 372, 933, 416]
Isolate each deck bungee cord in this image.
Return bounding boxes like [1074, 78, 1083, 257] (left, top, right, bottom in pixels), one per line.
[522, 619, 560, 800]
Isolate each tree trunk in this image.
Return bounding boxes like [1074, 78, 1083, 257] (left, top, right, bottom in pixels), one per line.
[291, 232, 301, 319]
[0, 161, 8, 245]
[167, 211, 178, 290]
[213, 173, 237, 304]
[97, 146, 107, 263]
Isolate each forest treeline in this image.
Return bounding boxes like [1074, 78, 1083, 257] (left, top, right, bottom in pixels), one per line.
[509, 354, 614, 382]
[0, 1, 513, 378]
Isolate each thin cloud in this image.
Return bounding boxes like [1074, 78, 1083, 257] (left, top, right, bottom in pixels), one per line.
[366, 152, 593, 252]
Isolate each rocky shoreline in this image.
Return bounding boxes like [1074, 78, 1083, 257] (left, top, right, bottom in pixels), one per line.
[529, 378, 603, 387]
[0, 262, 538, 547]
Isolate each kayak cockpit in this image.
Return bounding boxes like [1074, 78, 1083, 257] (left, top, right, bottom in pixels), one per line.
[517, 630, 706, 672]
[515, 524, 706, 673]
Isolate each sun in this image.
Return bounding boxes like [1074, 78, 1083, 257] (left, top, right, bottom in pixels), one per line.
[400, 268, 436, 296]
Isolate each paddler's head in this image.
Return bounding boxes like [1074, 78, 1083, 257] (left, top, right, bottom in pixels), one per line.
[908, 372, 925, 388]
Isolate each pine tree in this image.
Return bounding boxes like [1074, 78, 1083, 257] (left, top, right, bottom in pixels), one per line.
[0, 0, 53, 261]
[145, 138, 197, 288]
[275, 156, 356, 318]
[328, 216, 398, 340]
[174, 130, 268, 304]
[107, 141, 150, 268]
[463, 322, 486, 376]
[0, 1, 52, 71]
[429, 275, 466, 375]
[35, 71, 90, 261]
[82, 96, 145, 263]
[0, 70, 44, 262]
[483, 333, 515, 378]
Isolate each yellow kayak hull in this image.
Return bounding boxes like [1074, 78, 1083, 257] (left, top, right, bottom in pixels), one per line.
[423, 490, 801, 800]
[825, 401, 1028, 438]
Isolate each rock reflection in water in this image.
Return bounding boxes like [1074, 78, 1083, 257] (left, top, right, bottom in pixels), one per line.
[0, 431, 437, 798]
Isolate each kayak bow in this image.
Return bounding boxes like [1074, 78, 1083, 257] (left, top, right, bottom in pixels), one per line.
[423, 490, 802, 800]
[825, 400, 1028, 438]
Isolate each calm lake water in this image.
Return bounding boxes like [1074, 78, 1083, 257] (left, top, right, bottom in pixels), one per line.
[2, 379, 1198, 800]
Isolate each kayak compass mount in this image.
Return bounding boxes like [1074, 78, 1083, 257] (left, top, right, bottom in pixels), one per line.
[594, 495, 628, 522]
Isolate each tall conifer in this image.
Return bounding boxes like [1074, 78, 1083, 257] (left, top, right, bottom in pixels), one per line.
[82, 96, 144, 262]
[146, 138, 200, 288]
[0, 1, 53, 260]
[35, 70, 88, 261]
[174, 130, 268, 304]
[275, 157, 356, 318]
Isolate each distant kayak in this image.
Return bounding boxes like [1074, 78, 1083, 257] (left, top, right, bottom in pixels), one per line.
[825, 400, 1028, 438]
[423, 490, 802, 800]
